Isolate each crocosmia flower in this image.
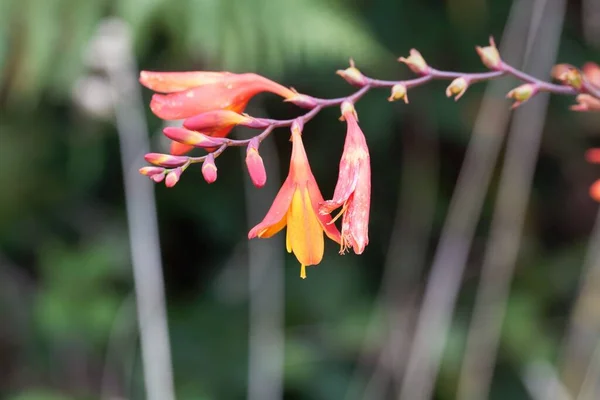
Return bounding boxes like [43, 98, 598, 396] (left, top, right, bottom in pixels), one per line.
[140, 71, 297, 155]
[248, 121, 341, 279]
[320, 102, 371, 255]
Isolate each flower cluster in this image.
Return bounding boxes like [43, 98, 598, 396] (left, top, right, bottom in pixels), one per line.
[139, 38, 600, 278]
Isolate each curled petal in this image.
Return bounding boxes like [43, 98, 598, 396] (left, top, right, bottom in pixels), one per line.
[582, 62, 600, 88]
[165, 167, 183, 187]
[139, 166, 165, 177]
[571, 94, 600, 112]
[286, 188, 325, 267]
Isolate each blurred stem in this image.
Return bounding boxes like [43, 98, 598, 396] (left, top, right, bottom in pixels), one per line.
[397, 1, 537, 399]
[93, 20, 175, 400]
[243, 113, 285, 400]
[456, 1, 566, 398]
[560, 208, 600, 397]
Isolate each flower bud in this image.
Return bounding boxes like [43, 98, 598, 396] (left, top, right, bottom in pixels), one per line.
[387, 84, 408, 103]
[445, 77, 469, 101]
[183, 110, 257, 132]
[336, 59, 368, 86]
[285, 91, 319, 109]
[163, 127, 226, 148]
[165, 167, 183, 188]
[245, 138, 267, 188]
[202, 154, 218, 183]
[476, 37, 501, 70]
[506, 83, 538, 108]
[151, 173, 165, 183]
[398, 49, 429, 75]
[554, 66, 583, 90]
[139, 166, 166, 177]
[144, 153, 189, 168]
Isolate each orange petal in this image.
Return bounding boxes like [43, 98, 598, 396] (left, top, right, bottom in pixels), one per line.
[139, 71, 232, 93]
[170, 142, 195, 156]
[248, 177, 295, 239]
[591, 180, 600, 202]
[286, 188, 324, 266]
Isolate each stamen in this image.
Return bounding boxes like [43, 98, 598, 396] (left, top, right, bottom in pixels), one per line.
[328, 202, 348, 225]
[300, 264, 307, 279]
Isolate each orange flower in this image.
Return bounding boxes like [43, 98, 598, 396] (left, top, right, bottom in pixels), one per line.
[140, 71, 296, 155]
[320, 102, 371, 254]
[248, 121, 341, 279]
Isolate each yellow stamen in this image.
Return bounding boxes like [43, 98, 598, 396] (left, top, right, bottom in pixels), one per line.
[300, 264, 307, 279]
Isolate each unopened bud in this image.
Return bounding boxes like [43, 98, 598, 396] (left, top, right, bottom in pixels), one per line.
[144, 153, 189, 168]
[139, 166, 166, 177]
[388, 84, 408, 103]
[163, 127, 226, 148]
[336, 59, 368, 86]
[506, 83, 538, 108]
[183, 110, 256, 132]
[476, 37, 501, 70]
[285, 91, 319, 109]
[445, 77, 469, 101]
[165, 167, 183, 187]
[245, 138, 267, 188]
[398, 49, 429, 75]
[151, 173, 165, 183]
[202, 154, 217, 183]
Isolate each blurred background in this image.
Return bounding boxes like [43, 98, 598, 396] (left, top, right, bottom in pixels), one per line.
[1, 0, 599, 399]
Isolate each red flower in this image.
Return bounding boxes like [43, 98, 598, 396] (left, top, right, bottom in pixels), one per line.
[320, 102, 371, 254]
[248, 121, 341, 279]
[140, 71, 297, 155]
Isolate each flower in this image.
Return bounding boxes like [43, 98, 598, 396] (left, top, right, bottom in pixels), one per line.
[319, 102, 370, 255]
[245, 138, 267, 188]
[140, 71, 296, 155]
[248, 121, 341, 279]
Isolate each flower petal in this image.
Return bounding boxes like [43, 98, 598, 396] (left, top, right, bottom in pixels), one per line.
[248, 177, 295, 239]
[286, 188, 324, 266]
[139, 71, 232, 93]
